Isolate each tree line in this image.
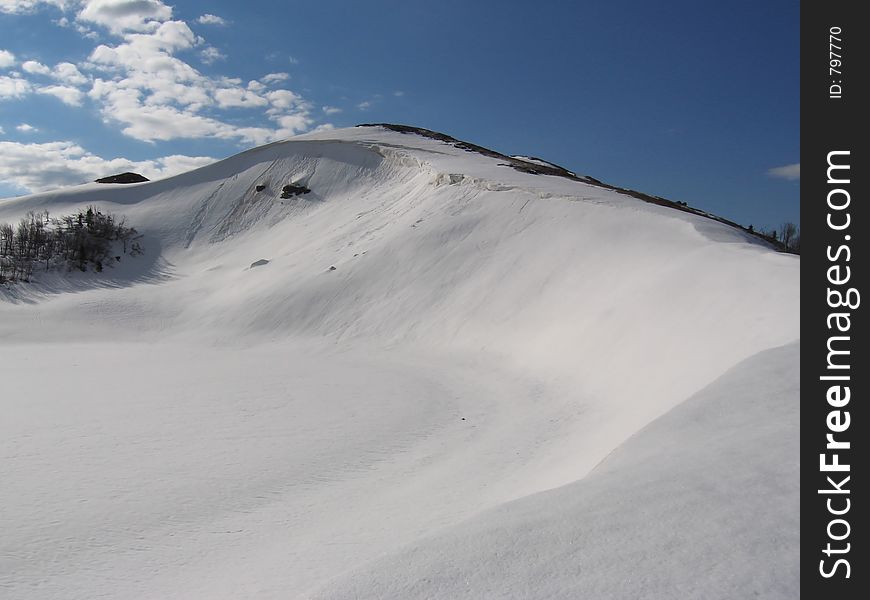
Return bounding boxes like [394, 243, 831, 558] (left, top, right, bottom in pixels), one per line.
[0, 207, 141, 283]
[748, 222, 800, 254]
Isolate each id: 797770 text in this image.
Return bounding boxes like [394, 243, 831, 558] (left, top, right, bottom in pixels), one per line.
[829, 26, 843, 99]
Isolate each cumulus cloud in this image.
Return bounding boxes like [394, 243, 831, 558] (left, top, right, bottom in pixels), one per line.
[23, 60, 88, 85]
[196, 13, 227, 26]
[3, 0, 324, 154]
[22, 60, 52, 75]
[37, 84, 85, 105]
[214, 87, 267, 109]
[55, 14, 100, 39]
[265, 89, 303, 111]
[0, 74, 32, 99]
[52, 61, 88, 85]
[77, 0, 173, 34]
[16, 123, 38, 132]
[0, 49, 16, 68]
[767, 163, 800, 181]
[260, 72, 289, 85]
[322, 105, 341, 115]
[356, 100, 371, 110]
[81, 21, 316, 144]
[0, 0, 67, 14]
[272, 114, 310, 134]
[88, 84, 254, 141]
[0, 139, 217, 193]
[199, 46, 225, 65]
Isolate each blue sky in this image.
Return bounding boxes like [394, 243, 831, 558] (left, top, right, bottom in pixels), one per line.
[1, 0, 799, 229]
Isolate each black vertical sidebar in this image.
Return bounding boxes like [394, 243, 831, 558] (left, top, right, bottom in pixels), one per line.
[802, 1, 867, 597]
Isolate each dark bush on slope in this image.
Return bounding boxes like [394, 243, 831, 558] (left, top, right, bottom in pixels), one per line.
[0, 207, 141, 283]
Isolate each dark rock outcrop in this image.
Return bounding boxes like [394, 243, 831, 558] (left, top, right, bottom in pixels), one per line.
[281, 184, 311, 199]
[95, 172, 150, 184]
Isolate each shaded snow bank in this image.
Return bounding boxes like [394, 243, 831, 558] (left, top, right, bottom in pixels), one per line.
[314, 342, 800, 599]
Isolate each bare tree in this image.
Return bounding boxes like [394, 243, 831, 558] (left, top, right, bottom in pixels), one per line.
[779, 222, 799, 253]
[0, 207, 140, 283]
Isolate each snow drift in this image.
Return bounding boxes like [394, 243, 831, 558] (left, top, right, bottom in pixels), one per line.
[0, 125, 799, 598]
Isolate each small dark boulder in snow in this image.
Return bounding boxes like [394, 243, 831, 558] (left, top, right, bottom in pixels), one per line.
[280, 183, 311, 199]
[95, 172, 149, 184]
[328, 265, 337, 271]
[249, 259, 270, 269]
[255, 184, 267, 192]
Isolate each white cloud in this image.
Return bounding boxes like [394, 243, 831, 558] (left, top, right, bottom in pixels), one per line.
[52, 61, 88, 85]
[265, 89, 303, 111]
[0, 139, 217, 193]
[22, 60, 52, 75]
[0, 125, 5, 134]
[155, 154, 218, 175]
[90, 85, 244, 141]
[88, 77, 299, 145]
[16, 123, 38, 132]
[393, 90, 404, 97]
[272, 114, 310, 136]
[214, 87, 267, 109]
[2, 3, 324, 147]
[0, 0, 67, 14]
[196, 13, 227, 26]
[322, 105, 341, 115]
[89, 29, 200, 78]
[120, 19, 199, 52]
[77, 0, 173, 34]
[55, 14, 100, 38]
[37, 84, 85, 105]
[85, 20, 209, 110]
[84, 22, 317, 144]
[23, 60, 88, 85]
[357, 100, 372, 110]
[0, 49, 16, 68]
[767, 163, 800, 181]
[0, 75, 32, 99]
[199, 46, 225, 65]
[260, 72, 289, 85]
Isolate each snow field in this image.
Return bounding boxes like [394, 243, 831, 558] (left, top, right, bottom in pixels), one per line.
[0, 126, 799, 598]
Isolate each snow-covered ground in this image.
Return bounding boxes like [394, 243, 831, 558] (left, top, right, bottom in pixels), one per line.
[0, 125, 799, 598]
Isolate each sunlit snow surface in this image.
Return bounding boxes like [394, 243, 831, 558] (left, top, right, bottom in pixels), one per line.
[0, 126, 798, 598]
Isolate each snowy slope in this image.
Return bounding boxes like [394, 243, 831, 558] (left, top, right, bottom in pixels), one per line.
[314, 341, 800, 600]
[0, 125, 799, 598]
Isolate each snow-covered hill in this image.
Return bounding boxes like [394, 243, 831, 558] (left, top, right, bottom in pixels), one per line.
[0, 125, 799, 599]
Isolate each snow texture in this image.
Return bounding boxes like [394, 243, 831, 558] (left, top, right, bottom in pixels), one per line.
[0, 125, 799, 599]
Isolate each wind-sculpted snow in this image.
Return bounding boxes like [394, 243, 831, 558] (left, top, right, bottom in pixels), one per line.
[0, 126, 799, 598]
[313, 342, 800, 599]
